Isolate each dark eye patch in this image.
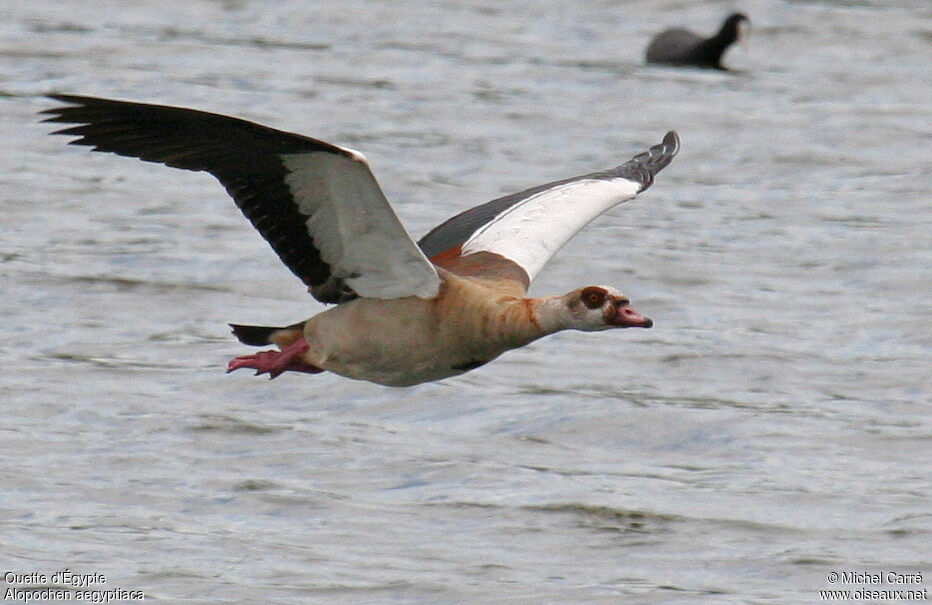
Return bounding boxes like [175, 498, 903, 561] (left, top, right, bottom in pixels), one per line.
[580, 286, 607, 309]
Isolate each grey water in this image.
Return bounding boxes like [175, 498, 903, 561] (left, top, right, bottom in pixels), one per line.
[2, 0, 930, 602]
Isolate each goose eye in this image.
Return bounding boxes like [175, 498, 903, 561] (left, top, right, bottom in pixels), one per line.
[580, 287, 606, 309]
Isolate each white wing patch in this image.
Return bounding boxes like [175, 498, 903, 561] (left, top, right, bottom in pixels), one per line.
[460, 177, 641, 281]
[281, 151, 440, 300]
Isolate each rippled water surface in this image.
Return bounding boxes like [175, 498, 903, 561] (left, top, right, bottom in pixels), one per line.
[2, 0, 930, 602]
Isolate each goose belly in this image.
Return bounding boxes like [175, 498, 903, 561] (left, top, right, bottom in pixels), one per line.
[302, 297, 509, 387]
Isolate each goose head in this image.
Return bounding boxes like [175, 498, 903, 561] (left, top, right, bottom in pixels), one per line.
[558, 285, 653, 332]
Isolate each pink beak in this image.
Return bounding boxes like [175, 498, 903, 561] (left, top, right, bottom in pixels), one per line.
[611, 303, 653, 328]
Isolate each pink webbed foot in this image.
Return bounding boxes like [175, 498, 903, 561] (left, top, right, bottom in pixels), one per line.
[226, 337, 322, 379]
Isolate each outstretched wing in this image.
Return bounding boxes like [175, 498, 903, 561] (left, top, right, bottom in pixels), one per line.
[42, 94, 440, 303]
[418, 131, 680, 290]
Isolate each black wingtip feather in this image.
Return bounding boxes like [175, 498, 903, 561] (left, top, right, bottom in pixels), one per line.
[614, 130, 680, 192]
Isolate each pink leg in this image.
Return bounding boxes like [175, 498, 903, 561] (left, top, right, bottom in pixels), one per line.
[226, 337, 322, 379]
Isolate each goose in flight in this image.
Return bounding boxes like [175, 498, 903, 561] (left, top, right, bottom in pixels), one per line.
[43, 95, 679, 386]
[646, 13, 750, 70]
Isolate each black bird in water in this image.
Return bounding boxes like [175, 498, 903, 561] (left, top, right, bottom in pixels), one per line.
[646, 13, 750, 70]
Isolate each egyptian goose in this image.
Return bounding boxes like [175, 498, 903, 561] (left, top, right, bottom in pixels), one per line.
[43, 95, 679, 387]
[646, 13, 750, 70]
